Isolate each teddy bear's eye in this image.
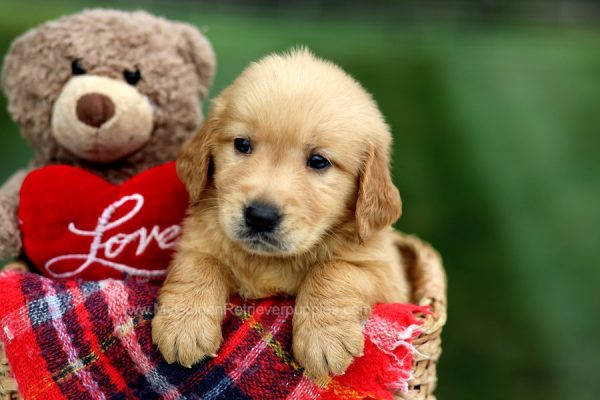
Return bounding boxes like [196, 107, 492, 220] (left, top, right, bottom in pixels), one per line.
[71, 59, 86, 75]
[123, 69, 142, 85]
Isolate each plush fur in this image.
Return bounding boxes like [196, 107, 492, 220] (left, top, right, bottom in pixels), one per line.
[0, 9, 215, 259]
[152, 49, 409, 378]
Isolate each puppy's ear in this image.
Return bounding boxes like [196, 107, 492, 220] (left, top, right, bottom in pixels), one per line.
[177, 118, 215, 204]
[355, 142, 402, 243]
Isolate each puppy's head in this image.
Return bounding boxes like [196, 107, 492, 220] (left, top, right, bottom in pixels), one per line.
[179, 49, 401, 256]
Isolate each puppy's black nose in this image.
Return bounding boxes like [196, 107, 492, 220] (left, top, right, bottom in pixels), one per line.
[244, 202, 281, 233]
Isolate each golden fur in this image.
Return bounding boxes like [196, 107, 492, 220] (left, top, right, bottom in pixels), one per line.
[152, 49, 409, 377]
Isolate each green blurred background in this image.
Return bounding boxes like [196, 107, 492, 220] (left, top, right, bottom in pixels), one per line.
[1, 1, 599, 399]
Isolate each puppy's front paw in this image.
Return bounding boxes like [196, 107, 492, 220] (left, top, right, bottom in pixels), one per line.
[152, 305, 223, 368]
[293, 318, 364, 378]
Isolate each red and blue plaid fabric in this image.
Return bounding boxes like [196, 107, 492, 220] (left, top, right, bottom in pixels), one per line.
[0, 270, 427, 400]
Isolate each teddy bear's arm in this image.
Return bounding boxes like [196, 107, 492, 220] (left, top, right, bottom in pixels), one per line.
[0, 169, 28, 259]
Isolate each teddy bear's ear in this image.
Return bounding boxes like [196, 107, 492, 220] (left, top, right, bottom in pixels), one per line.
[1, 24, 66, 160]
[2, 29, 39, 124]
[175, 23, 216, 100]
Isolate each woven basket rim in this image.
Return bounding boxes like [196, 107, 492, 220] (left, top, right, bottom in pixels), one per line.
[392, 231, 447, 400]
[393, 231, 447, 330]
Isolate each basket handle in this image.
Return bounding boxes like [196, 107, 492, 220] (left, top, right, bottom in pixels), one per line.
[394, 232, 447, 335]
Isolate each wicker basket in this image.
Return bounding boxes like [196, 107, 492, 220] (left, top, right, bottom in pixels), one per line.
[0, 233, 446, 400]
[392, 233, 447, 400]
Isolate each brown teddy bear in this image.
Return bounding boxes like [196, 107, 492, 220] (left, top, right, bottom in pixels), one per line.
[0, 9, 216, 264]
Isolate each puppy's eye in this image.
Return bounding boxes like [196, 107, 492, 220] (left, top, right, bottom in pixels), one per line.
[123, 68, 142, 85]
[307, 154, 331, 170]
[234, 138, 252, 154]
[71, 59, 86, 75]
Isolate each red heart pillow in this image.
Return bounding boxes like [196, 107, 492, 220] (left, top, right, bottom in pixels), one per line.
[18, 162, 189, 281]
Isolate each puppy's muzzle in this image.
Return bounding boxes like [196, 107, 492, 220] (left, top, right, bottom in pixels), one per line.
[244, 202, 282, 234]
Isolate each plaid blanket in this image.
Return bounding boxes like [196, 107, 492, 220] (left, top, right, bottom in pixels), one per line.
[0, 270, 426, 400]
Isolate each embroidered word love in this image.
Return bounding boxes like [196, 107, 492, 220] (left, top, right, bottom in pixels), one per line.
[45, 194, 181, 279]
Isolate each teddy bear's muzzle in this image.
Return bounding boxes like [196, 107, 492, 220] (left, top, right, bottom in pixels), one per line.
[51, 75, 154, 164]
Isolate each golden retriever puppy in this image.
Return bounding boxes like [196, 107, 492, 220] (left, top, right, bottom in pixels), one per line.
[152, 48, 409, 377]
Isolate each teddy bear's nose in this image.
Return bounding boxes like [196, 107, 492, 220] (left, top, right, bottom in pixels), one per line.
[76, 93, 116, 128]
